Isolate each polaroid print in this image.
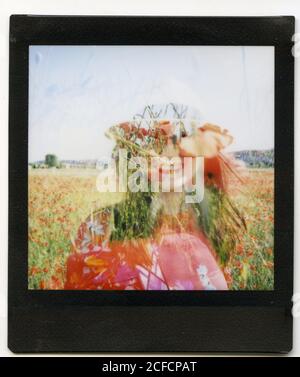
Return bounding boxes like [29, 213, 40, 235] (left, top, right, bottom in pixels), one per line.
[28, 45, 274, 291]
[9, 16, 293, 353]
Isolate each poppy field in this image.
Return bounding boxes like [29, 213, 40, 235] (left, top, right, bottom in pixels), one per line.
[28, 168, 274, 290]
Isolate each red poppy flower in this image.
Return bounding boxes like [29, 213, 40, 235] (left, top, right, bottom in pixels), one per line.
[204, 156, 224, 189]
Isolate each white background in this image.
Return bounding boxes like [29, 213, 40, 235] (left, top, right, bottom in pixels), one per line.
[0, 0, 299, 357]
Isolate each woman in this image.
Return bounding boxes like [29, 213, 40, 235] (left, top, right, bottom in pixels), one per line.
[65, 110, 246, 290]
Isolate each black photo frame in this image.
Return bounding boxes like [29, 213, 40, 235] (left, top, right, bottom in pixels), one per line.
[9, 15, 294, 353]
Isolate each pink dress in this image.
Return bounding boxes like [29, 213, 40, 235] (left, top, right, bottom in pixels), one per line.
[65, 212, 228, 291]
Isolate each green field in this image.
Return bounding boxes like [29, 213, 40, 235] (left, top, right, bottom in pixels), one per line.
[28, 168, 274, 290]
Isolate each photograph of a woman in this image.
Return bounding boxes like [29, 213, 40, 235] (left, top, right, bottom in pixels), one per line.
[28, 46, 274, 290]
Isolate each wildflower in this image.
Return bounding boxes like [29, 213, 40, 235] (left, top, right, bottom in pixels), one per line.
[236, 244, 244, 255]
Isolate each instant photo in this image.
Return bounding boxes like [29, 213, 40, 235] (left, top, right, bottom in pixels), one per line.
[9, 16, 294, 352]
[28, 45, 274, 291]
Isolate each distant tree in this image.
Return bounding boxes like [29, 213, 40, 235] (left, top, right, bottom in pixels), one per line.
[45, 154, 58, 168]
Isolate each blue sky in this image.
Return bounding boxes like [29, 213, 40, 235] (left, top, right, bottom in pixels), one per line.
[29, 45, 274, 162]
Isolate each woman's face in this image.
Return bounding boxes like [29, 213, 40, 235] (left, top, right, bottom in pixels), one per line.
[148, 124, 200, 193]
